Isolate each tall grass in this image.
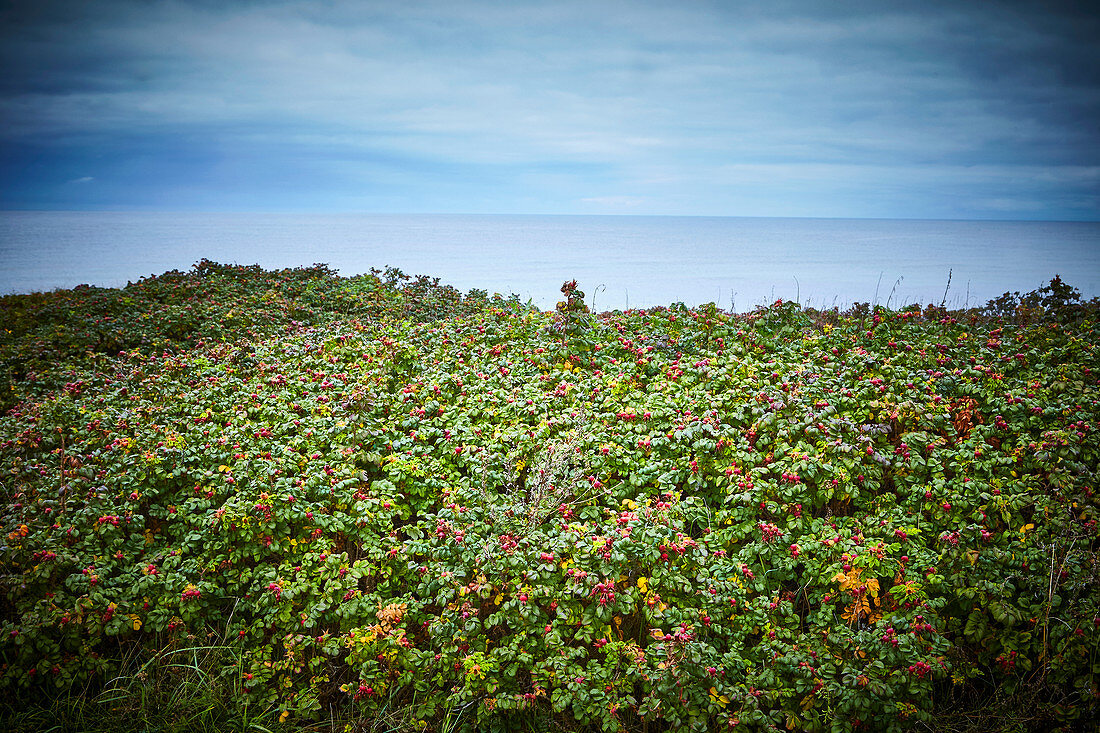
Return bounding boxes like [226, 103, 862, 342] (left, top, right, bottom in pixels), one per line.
[0, 633, 561, 733]
[1, 635, 287, 733]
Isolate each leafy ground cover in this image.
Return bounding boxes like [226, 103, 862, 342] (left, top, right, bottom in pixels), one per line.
[1, 265, 1098, 732]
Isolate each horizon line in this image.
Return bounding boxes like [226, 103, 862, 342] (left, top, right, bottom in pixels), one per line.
[2, 209, 1098, 224]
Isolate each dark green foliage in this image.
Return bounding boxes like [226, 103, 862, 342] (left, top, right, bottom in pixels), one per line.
[1, 269, 1098, 732]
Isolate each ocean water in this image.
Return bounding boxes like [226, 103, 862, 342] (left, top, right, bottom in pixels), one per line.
[1, 212, 1098, 312]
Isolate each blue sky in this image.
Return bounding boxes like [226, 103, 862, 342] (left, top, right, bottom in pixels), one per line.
[1, 0, 1097, 219]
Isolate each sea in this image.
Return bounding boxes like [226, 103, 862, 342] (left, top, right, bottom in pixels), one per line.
[1, 212, 1098, 312]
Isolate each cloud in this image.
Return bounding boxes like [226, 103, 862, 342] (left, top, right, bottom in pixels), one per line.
[1, 0, 1097, 217]
[67, 176, 94, 184]
[580, 196, 646, 209]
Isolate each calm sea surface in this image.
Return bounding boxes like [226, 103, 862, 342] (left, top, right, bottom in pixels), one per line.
[2, 212, 1098, 311]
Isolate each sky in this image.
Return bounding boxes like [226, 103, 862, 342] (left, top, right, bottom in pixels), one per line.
[1, 0, 1098, 219]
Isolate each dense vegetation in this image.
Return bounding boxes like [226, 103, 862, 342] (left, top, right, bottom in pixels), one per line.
[1, 263, 1098, 732]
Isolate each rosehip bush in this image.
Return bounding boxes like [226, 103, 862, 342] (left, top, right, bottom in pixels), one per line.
[2, 270, 1098, 732]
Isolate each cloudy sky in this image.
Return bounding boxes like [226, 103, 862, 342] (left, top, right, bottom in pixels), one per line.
[1, 0, 1097, 219]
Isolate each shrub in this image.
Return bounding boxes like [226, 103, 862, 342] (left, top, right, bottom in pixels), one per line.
[1, 271, 1097, 732]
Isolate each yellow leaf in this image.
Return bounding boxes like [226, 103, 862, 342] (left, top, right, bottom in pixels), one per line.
[843, 598, 872, 626]
[637, 577, 649, 594]
[493, 594, 502, 605]
[834, 570, 857, 592]
[708, 687, 730, 706]
[128, 614, 142, 631]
